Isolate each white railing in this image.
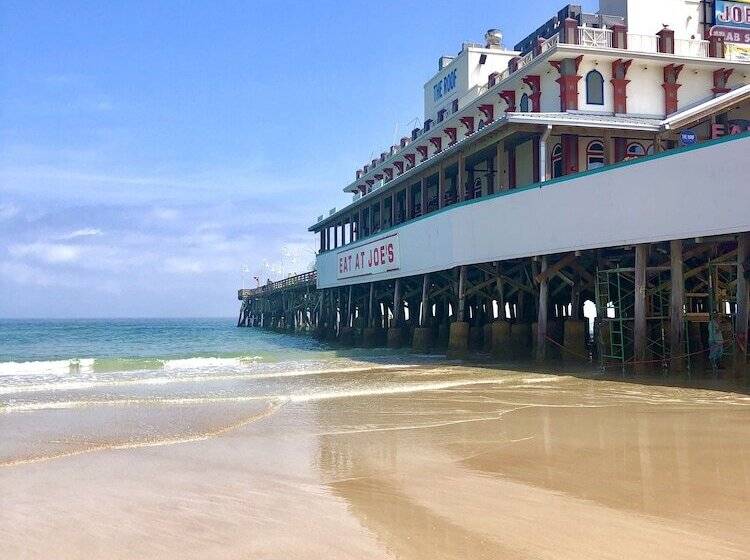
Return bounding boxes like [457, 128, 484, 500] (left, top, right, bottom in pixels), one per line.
[626, 33, 659, 53]
[674, 38, 709, 58]
[578, 27, 613, 48]
[541, 33, 559, 53]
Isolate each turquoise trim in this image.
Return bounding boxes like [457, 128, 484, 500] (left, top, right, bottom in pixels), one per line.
[318, 129, 750, 253]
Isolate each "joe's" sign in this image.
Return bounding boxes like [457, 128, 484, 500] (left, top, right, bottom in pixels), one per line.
[337, 233, 401, 279]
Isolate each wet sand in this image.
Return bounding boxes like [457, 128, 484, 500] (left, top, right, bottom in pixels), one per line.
[2, 364, 750, 559]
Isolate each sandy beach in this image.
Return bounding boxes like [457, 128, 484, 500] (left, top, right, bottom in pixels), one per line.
[2, 360, 750, 559]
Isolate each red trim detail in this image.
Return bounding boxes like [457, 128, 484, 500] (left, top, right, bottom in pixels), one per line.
[614, 137, 627, 163]
[662, 64, 683, 116]
[374, 174, 383, 181]
[498, 90, 516, 112]
[712, 68, 733, 97]
[522, 75, 541, 112]
[611, 59, 632, 114]
[478, 104, 494, 123]
[429, 136, 442, 153]
[416, 145, 429, 162]
[393, 161, 404, 174]
[561, 134, 579, 175]
[444, 127, 457, 146]
[404, 153, 416, 168]
[459, 116, 475, 136]
[365, 179, 375, 187]
[551, 56, 583, 111]
[383, 168, 393, 181]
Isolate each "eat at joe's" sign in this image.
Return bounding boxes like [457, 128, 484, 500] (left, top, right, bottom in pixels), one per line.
[336, 233, 401, 279]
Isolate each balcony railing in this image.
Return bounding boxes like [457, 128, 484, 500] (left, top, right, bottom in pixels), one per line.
[578, 27, 613, 48]
[675, 38, 709, 58]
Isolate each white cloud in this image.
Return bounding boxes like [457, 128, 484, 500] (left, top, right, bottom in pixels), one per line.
[163, 257, 204, 274]
[58, 228, 102, 240]
[8, 242, 83, 264]
[0, 203, 20, 221]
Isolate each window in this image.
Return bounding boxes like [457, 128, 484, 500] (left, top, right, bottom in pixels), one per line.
[520, 93, 530, 112]
[451, 99, 459, 113]
[626, 142, 645, 160]
[586, 70, 604, 105]
[551, 144, 563, 178]
[586, 140, 605, 170]
[646, 144, 655, 155]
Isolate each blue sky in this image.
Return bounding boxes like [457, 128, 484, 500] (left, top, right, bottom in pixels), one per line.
[0, 0, 596, 318]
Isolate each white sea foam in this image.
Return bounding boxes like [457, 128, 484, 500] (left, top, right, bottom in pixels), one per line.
[0, 363, 420, 395]
[1, 375, 505, 413]
[0, 359, 95, 378]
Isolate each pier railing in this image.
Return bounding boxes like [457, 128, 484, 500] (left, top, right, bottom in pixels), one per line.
[238, 271, 317, 300]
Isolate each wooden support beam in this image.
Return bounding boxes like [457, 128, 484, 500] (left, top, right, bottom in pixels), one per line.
[634, 244, 649, 372]
[670, 240, 685, 374]
[457, 266, 467, 322]
[393, 279, 402, 326]
[536, 255, 549, 362]
[533, 252, 576, 284]
[736, 233, 749, 368]
[368, 283, 375, 328]
[420, 274, 430, 326]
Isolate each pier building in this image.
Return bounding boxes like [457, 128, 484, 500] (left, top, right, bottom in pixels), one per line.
[240, 0, 750, 376]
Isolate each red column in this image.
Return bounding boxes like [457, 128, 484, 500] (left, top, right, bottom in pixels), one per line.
[614, 137, 627, 163]
[561, 134, 579, 175]
[662, 64, 684, 116]
[499, 90, 516, 112]
[459, 116, 475, 136]
[712, 68, 733, 97]
[522, 75, 542, 112]
[657, 28, 675, 54]
[507, 146, 517, 189]
[563, 17, 579, 44]
[551, 56, 583, 111]
[611, 59, 632, 114]
[611, 24, 628, 49]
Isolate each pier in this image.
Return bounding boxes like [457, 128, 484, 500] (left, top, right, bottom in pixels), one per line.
[238, 1, 750, 379]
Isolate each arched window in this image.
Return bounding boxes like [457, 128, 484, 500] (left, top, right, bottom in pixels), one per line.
[586, 140, 605, 170]
[586, 70, 604, 105]
[626, 142, 645, 160]
[646, 144, 655, 155]
[520, 93, 530, 112]
[551, 144, 563, 178]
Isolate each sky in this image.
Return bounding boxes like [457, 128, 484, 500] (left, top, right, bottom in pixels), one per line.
[0, 0, 597, 318]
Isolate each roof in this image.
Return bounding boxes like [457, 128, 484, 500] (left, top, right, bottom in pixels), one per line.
[507, 112, 662, 131]
[662, 83, 750, 131]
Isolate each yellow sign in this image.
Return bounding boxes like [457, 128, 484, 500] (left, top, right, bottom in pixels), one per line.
[726, 43, 750, 60]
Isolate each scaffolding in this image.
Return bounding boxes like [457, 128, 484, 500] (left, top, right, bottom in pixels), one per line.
[595, 266, 683, 373]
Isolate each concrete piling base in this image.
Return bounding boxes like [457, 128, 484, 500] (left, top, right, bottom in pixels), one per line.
[563, 319, 588, 361]
[491, 321, 511, 359]
[437, 323, 450, 348]
[338, 326, 355, 346]
[412, 327, 433, 353]
[469, 326, 484, 351]
[363, 327, 385, 348]
[387, 327, 403, 349]
[510, 322, 531, 359]
[448, 322, 470, 358]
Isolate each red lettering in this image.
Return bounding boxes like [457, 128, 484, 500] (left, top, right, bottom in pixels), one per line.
[387, 243, 394, 263]
[711, 123, 726, 139]
[379, 246, 385, 264]
[730, 124, 744, 136]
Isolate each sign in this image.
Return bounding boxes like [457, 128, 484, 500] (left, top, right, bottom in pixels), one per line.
[432, 68, 457, 102]
[711, 119, 750, 139]
[680, 130, 697, 145]
[715, 1, 750, 30]
[710, 25, 750, 43]
[336, 233, 400, 279]
[726, 42, 750, 59]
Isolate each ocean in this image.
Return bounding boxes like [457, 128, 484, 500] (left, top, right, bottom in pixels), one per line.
[2, 318, 750, 558]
